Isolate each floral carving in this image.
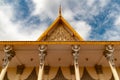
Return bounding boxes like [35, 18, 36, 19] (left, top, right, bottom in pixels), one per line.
[45, 24, 76, 41]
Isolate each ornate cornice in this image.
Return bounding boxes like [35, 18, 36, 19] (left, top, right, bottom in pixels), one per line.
[0, 41, 120, 45]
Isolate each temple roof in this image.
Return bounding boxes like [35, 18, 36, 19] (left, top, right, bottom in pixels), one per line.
[37, 7, 83, 41]
[0, 7, 120, 68]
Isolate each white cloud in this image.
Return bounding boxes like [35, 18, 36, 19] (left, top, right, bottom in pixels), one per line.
[0, 0, 119, 40]
[86, 0, 96, 6]
[0, 4, 46, 41]
[102, 15, 120, 40]
[0, 9, 27, 40]
[103, 30, 120, 40]
[115, 16, 120, 27]
[32, 0, 46, 15]
[71, 21, 91, 40]
[32, 0, 60, 19]
[99, 0, 110, 8]
[31, 0, 110, 20]
[63, 8, 74, 21]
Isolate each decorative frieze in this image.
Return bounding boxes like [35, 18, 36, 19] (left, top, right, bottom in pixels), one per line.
[44, 24, 76, 41]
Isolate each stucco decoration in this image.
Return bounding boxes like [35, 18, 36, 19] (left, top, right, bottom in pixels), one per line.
[45, 23, 76, 41]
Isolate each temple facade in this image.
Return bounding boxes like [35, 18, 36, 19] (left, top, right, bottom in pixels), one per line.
[0, 8, 120, 80]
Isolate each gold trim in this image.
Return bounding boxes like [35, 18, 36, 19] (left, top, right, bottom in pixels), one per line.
[0, 41, 120, 45]
[61, 16, 84, 41]
[37, 17, 60, 41]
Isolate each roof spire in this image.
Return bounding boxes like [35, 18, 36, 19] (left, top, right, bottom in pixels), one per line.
[59, 5, 62, 16]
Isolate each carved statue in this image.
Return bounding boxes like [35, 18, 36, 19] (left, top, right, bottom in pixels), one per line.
[72, 45, 80, 52]
[103, 45, 115, 66]
[38, 45, 47, 68]
[3, 45, 15, 68]
[72, 45, 80, 65]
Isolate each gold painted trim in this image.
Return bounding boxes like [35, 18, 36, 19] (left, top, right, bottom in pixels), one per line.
[61, 16, 84, 41]
[37, 17, 60, 41]
[0, 41, 120, 45]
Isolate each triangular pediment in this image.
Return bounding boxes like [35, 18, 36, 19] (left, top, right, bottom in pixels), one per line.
[37, 16, 83, 41]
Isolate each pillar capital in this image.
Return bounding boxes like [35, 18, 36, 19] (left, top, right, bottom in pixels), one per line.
[72, 45, 80, 52]
[38, 45, 47, 68]
[3, 45, 15, 68]
[38, 45, 47, 53]
[103, 45, 115, 66]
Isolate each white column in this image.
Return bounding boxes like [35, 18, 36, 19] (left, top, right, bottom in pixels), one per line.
[0, 45, 15, 80]
[72, 45, 80, 80]
[38, 45, 47, 80]
[38, 64, 44, 80]
[109, 61, 119, 80]
[74, 63, 80, 80]
[0, 62, 9, 80]
[103, 45, 119, 80]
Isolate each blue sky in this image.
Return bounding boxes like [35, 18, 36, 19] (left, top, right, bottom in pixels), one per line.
[0, 0, 120, 41]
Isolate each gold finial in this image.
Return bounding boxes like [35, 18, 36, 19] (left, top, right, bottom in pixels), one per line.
[59, 5, 62, 16]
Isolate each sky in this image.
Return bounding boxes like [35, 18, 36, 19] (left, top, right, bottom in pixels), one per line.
[0, 0, 120, 41]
